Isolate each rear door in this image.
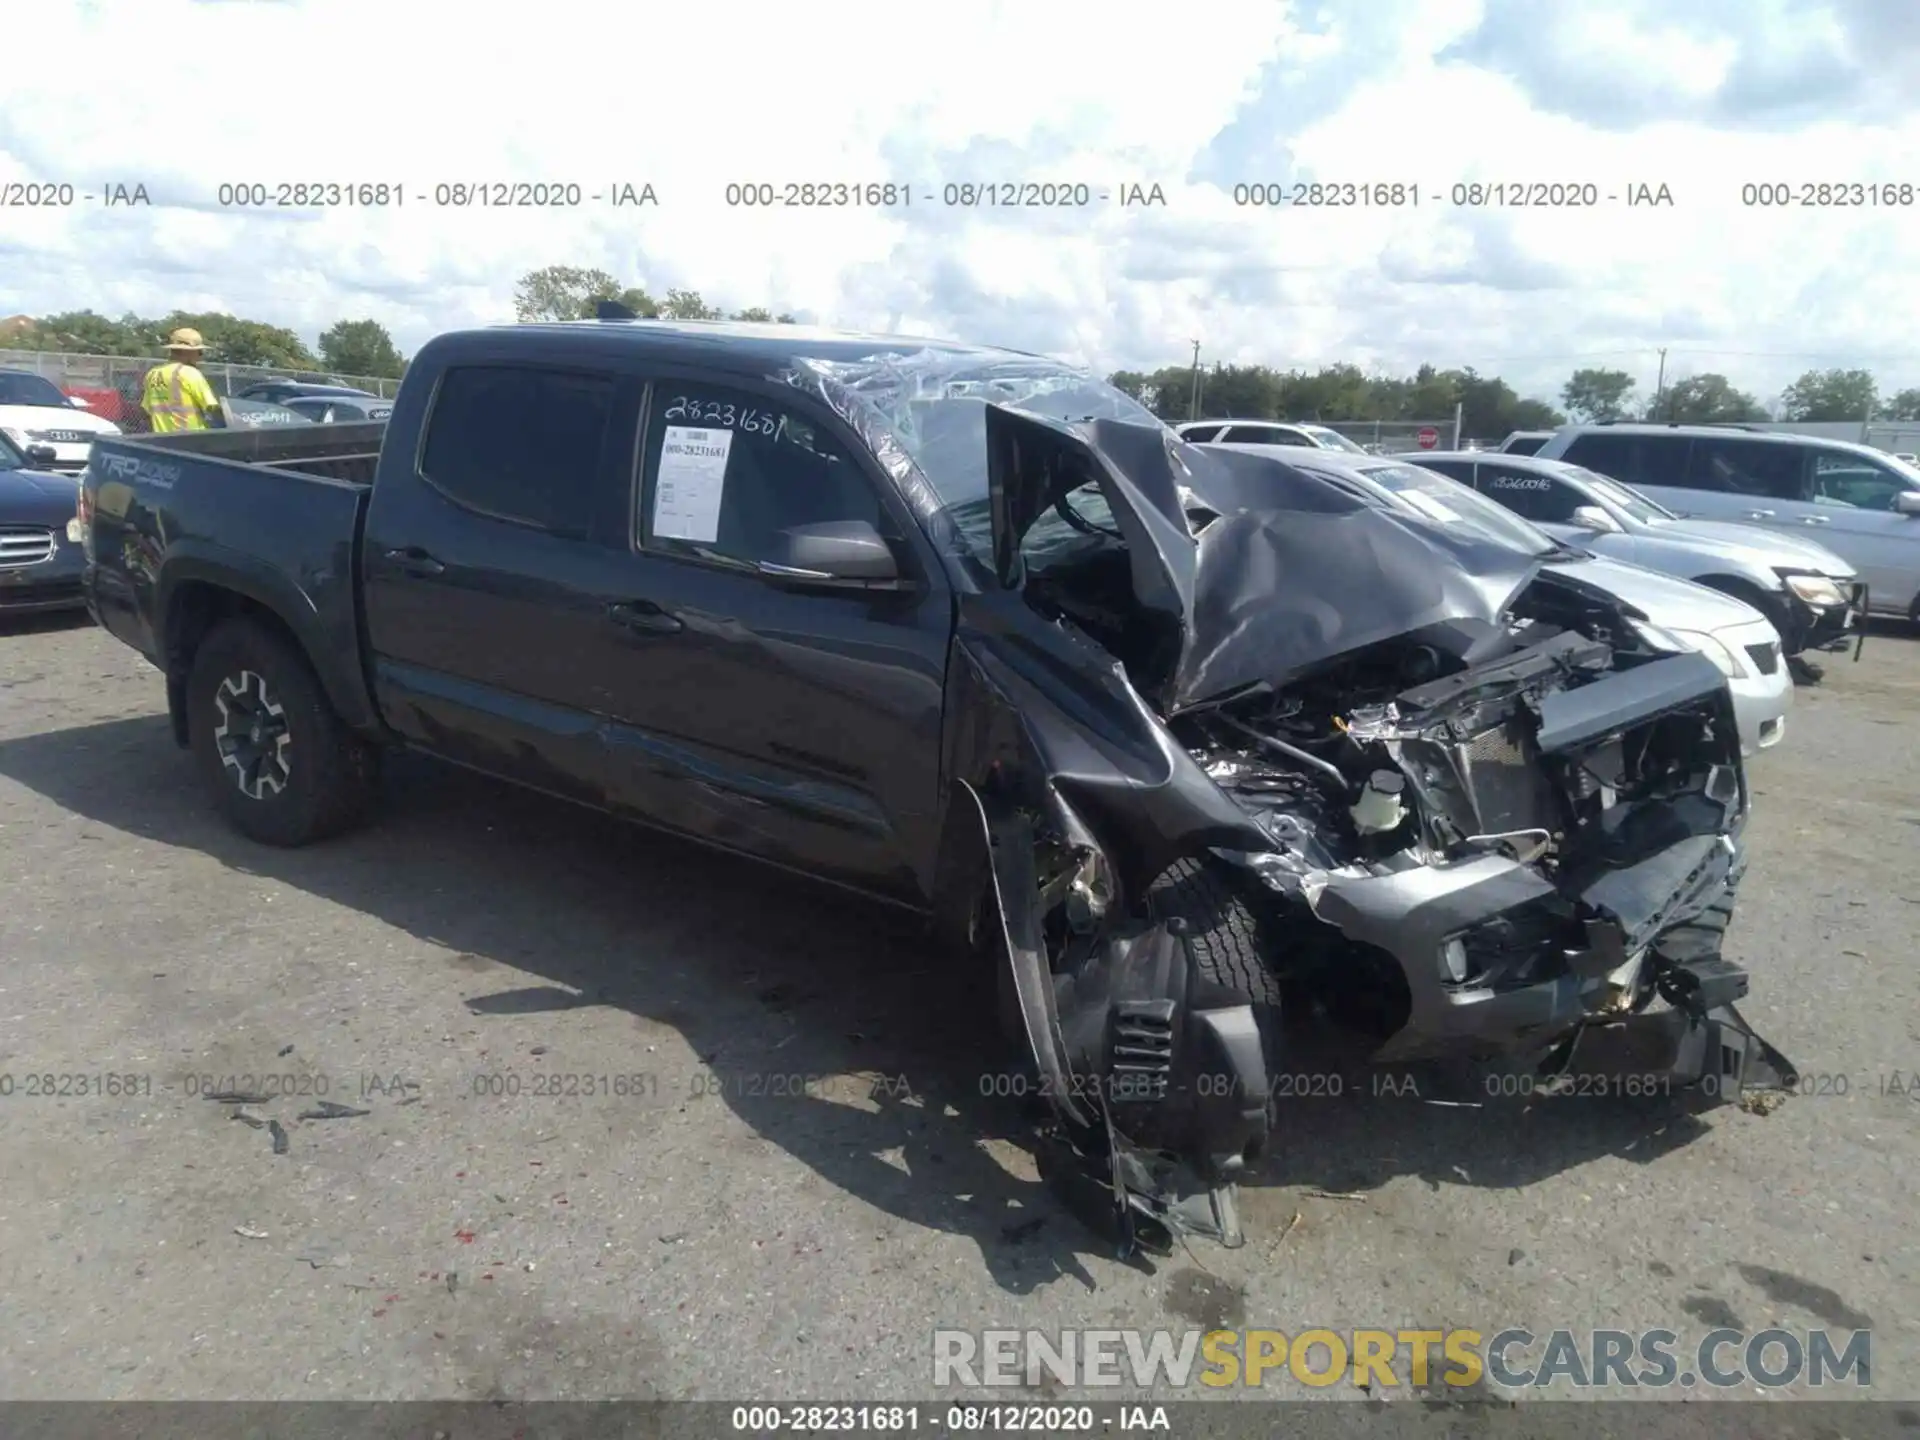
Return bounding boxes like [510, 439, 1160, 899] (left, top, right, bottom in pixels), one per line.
[1806, 448, 1920, 610]
[592, 372, 953, 903]
[1680, 436, 1816, 536]
[361, 361, 641, 804]
[1559, 433, 1716, 517]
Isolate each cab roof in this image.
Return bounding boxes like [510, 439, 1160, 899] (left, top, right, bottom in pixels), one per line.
[475, 317, 1036, 375]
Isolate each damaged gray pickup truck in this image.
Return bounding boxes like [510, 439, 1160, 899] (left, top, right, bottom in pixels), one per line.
[79, 318, 1797, 1255]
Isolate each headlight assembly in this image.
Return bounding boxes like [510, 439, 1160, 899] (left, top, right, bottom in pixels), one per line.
[1667, 629, 1747, 679]
[1780, 572, 1845, 607]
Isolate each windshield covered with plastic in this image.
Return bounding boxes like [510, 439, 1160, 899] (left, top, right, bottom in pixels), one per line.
[788, 349, 1166, 566]
[1551, 463, 1675, 522]
[1355, 462, 1559, 557]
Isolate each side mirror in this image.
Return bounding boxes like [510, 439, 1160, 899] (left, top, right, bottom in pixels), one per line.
[759, 519, 902, 585]
[1895, 491, 1920, 517]
[1570, 504, 1623, 534]
[25, 444, 60, 466]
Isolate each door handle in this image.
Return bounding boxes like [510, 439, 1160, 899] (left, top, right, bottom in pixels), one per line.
[606, 600, 684, 634]
[383, 546, 445, 577]
[1801, 515, 1830, 525]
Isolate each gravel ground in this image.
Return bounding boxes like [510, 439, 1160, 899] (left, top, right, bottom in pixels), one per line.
[0, 613, 1914, 1406]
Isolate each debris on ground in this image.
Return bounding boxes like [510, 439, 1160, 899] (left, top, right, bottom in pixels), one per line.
[298, 1101, 371, 1120]
[233, 1226, 270, 1240]
[268, 1120, 290, 1155]
[446, 1272, 459, 1294]
[1307, 1190, 1369, 1202]
[230, 1108, 267, 1129]
[205, 1090, 273, 1105]
[1267, 1210, 1304, 1258]
[1740, 1090, 1790, 1117]
[278, 1045, 295, 1057]
[1508, 1248, 1526, 1266]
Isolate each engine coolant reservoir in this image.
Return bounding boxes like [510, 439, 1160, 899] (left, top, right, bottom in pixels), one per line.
[1350, 769, 1407, 834]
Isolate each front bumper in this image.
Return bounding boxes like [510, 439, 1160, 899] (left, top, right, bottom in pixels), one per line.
[1722, 621, 1793, 755]
[0, 544, 86, 614]
[1788, 579, 1867, 658]
[1310, 827, 1745, 1065]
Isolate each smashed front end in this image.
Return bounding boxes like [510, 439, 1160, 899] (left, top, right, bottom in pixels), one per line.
[783, 353, 1796, 1253]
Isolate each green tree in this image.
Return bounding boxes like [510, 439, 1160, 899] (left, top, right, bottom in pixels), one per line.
[318, 319, 405, 379]
[729, 307, 799, 323]
[159, 311, 315, 368]
[1651, 374, 1766, 423]
[1561, 367, 1637, 422]
[1778, 367, 1877, 422]
[660, 288, 723, 320]
[514, 266, 631, 322]
[1879, 387, 1920, 421]
[1, 310, 159, 355]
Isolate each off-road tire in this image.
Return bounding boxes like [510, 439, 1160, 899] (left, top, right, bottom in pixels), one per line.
[187, 617, 379, 846]
[1146, 857, 1284, 1014]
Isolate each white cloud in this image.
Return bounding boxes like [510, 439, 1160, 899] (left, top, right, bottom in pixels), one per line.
[2, 0, 1917, 408]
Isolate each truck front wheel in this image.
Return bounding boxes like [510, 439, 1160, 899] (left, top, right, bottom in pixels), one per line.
[186, 617, 379, 846]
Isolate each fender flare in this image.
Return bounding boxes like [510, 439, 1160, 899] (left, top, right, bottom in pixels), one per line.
[155, 544, 381, 735]
[950, 778, 1094, 1133]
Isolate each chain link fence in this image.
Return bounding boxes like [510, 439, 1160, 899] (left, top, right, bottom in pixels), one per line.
[1313, 417, 1463, 454]
[1, 350, 401, 433]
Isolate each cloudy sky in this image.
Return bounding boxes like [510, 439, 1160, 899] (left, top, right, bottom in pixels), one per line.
[3, 0, 1918, 408]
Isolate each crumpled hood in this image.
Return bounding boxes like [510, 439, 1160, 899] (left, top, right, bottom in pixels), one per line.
[988, 410, 1542, 714]
[1648, 517, 1856, 577]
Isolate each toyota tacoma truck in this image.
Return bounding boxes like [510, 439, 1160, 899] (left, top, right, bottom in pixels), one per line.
[79, 317, 1797, 1254]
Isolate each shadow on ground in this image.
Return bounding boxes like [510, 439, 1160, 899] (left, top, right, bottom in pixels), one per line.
[0, 713, 1733, 1290]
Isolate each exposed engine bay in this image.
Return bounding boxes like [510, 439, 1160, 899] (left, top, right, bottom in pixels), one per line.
[1003, 476, 1795, 1254]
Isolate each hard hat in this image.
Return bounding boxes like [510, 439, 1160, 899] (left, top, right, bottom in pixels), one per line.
[165, 327, 205, 351]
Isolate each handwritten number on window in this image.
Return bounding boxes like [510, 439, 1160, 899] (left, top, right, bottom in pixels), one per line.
[662, 395, 778, 437]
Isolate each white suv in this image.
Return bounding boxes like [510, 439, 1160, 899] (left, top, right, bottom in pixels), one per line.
[1175, 419, 1369, 453]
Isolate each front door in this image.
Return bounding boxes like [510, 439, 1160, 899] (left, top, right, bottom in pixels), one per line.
[589, 373, 952, 903]
[1806, 449, 1920, 612]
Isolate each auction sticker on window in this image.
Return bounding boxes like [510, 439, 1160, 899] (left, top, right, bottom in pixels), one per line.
[653, 426, 733, 543]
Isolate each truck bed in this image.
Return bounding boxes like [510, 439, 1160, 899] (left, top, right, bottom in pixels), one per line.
[119, 420, 387, 486]
[83, 425, 388, 735]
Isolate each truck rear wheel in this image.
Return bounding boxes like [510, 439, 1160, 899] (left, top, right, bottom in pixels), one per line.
[186, 617, 379, 846]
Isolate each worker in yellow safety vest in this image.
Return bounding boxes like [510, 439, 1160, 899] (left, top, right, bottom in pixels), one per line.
[141, 328, 226, 432]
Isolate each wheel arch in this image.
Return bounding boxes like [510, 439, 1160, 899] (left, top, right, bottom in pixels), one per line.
[156, 548, 380, 745]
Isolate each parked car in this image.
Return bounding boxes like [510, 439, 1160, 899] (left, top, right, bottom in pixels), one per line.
[1498, 431, 1554, 455]
[235, 379, 383, 405]
[80, 319, 1794, 1250]
[1412, 449, 1863, 680]
[1533, 423, 1920, 625]
[0, 369, 122, 472]
[1174, 419, 1370, 453]
[0, 429, 87, 616]
[1207, 446, 1793, 756]
[281, 394, 394, 423]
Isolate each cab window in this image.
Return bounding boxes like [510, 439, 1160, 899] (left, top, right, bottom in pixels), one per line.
[636, 382, 896, 572]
